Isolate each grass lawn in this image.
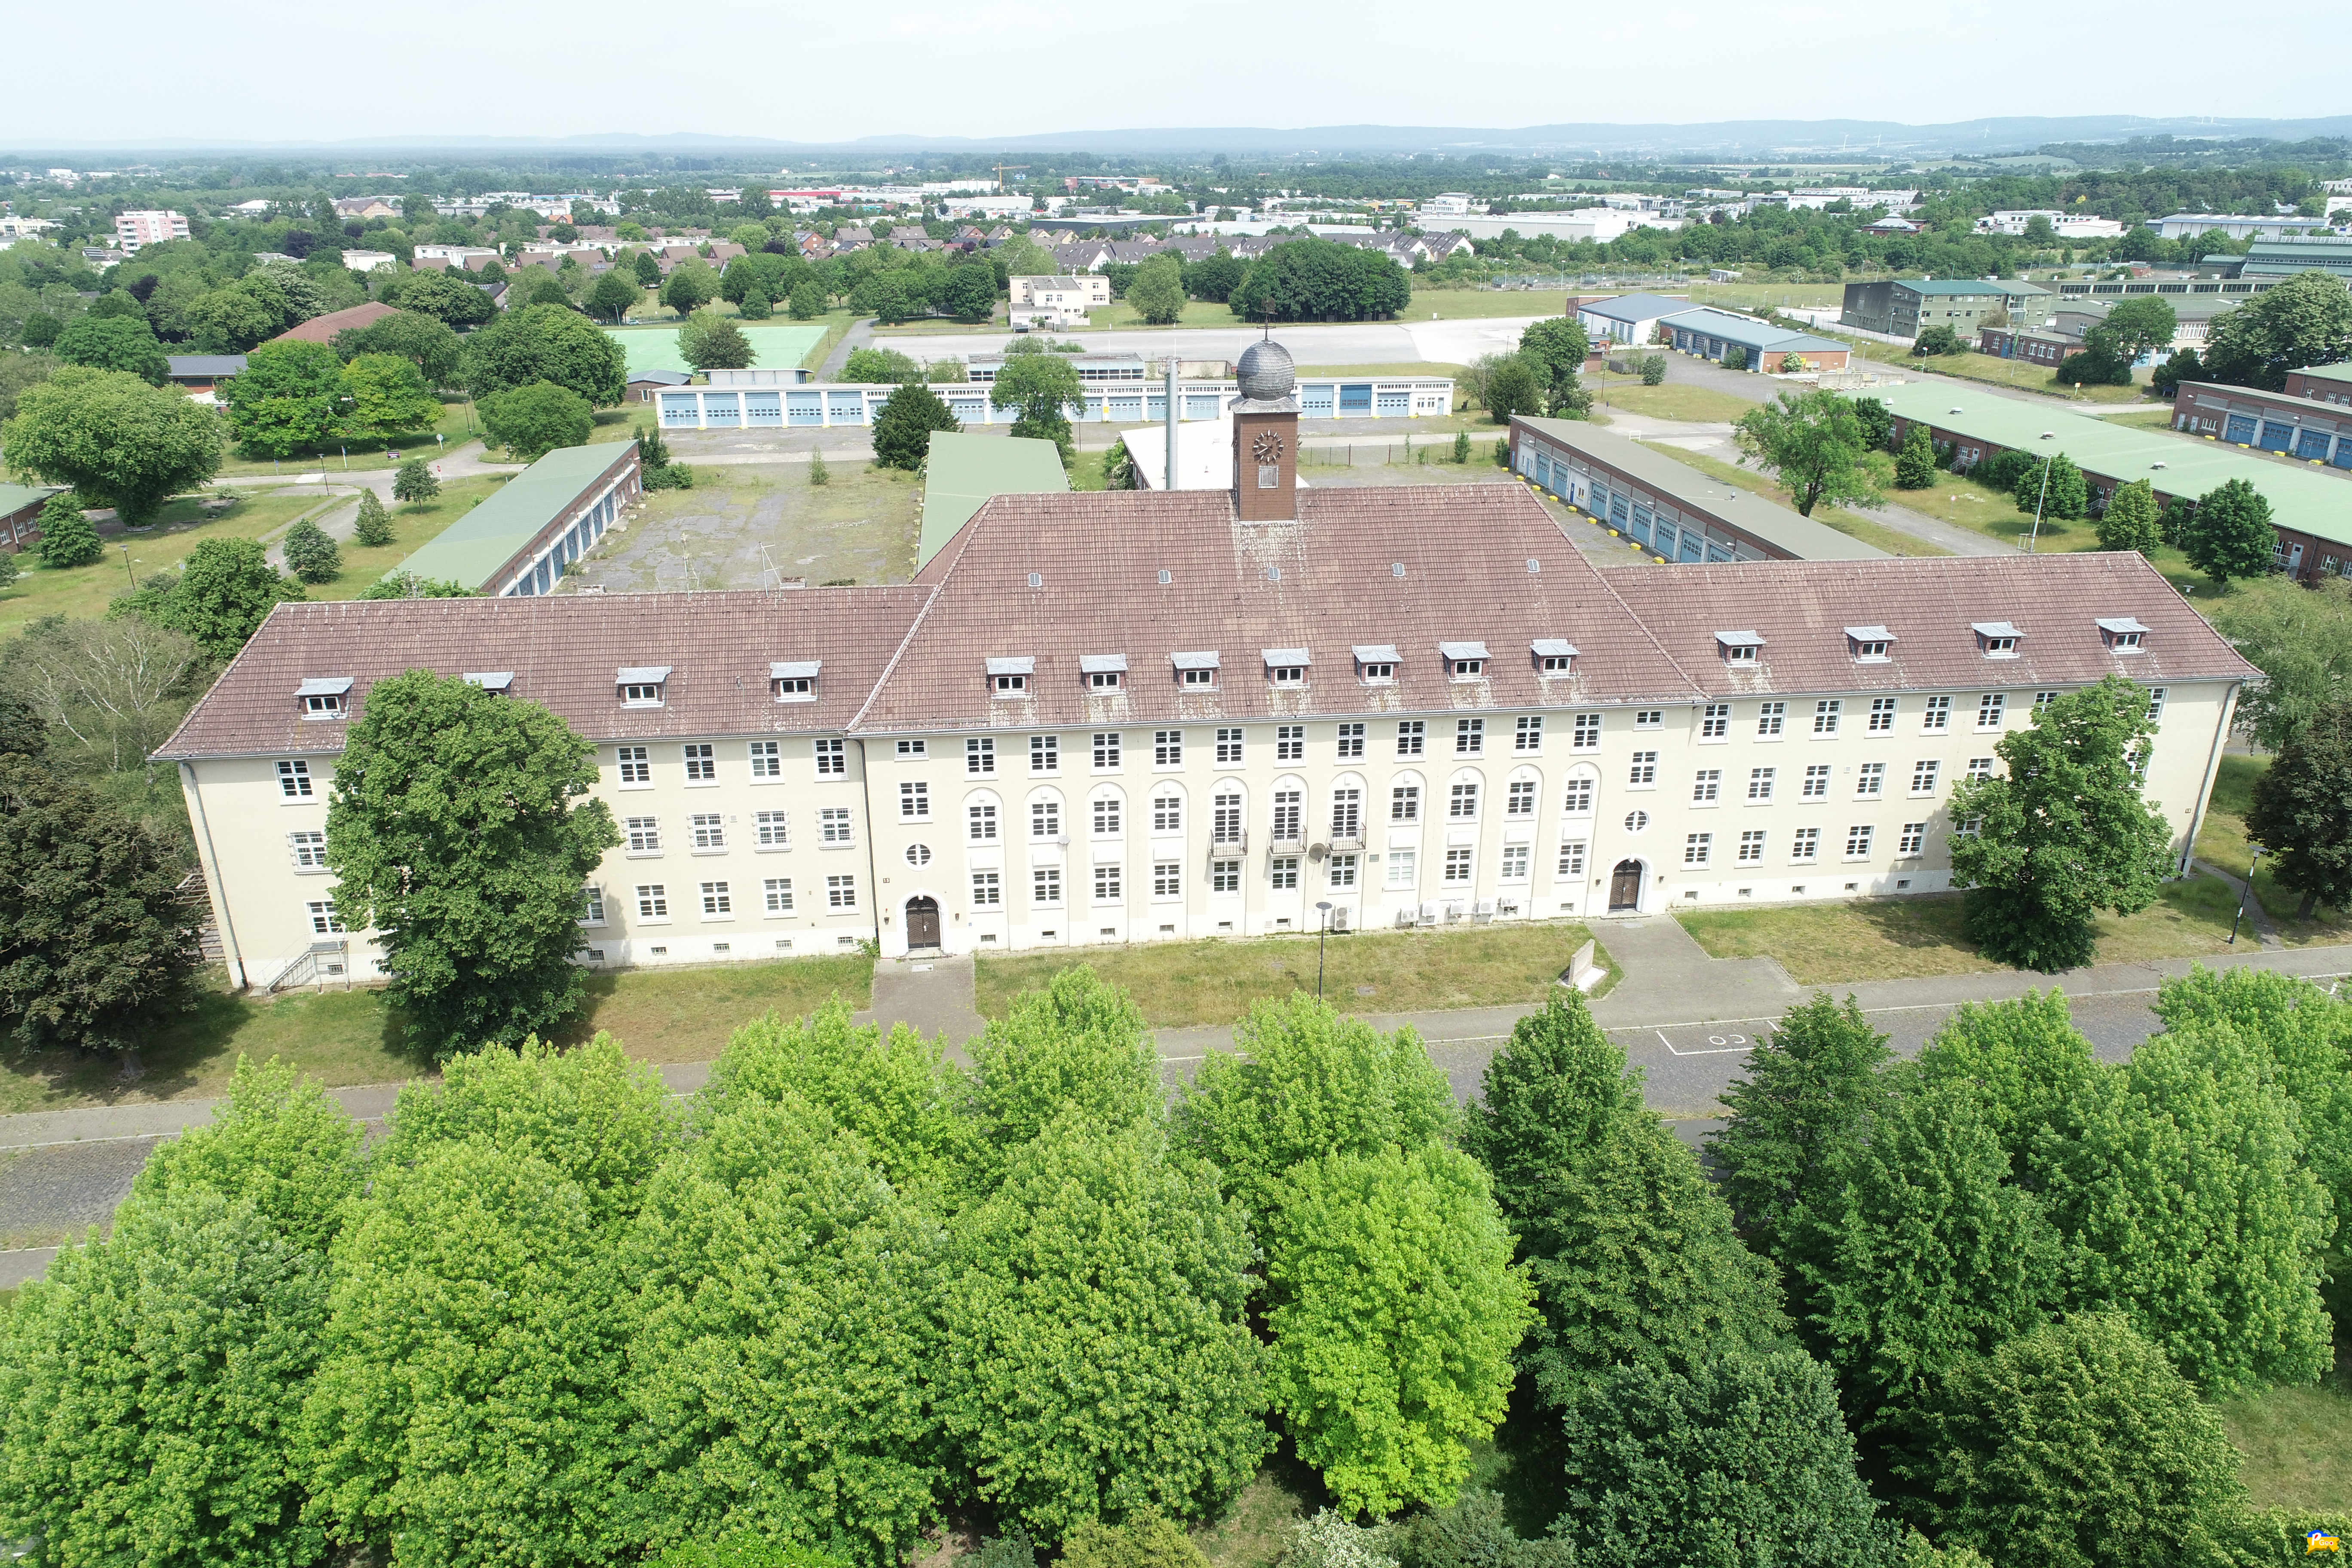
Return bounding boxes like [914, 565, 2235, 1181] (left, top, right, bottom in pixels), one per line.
[0, 491, 328, 637]
[1684, 282, 1849, 312]
[1297, 361, 1473, 383]
[308, 473, 518, 595]
[1635, 442, 1948, 559]
[1677, 876, 2243, 985]
[1586, 382, 1761, 424]
[1189, 1458, 1322, 1568]
[1406, 288, 1596, 321]
[1841, 334, 2150, 405]
[2093, 406, 2179, 429]
[972, 922, 1613, 1028]
[0, 956, 875, 1117]
[1887, 467, 2209, 593]
[213, 399, 479, 478]
[2224, 1352, 2352, 1511]
[2193, 752, 2352, 946]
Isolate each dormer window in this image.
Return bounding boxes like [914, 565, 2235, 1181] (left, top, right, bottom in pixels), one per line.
[1172, 651, 1219, 689]
[770, 659, 820, 703]
[1354, 644, 1400, 684]
[1531, 638, 1577, 675]
[1715, 631, 1764, 665]
[1081, 654, 1128, 691]
[297, 677, 352, 719]
[1263, 649, 1310, 686]
[1972, 622, 2023, 658]
[987, 656, 1034, 697]
[1439, 641, 1490, 681]
[2096, 616, 2150, 654]
[1844, 625, 1895, 663]
[463, 672, 513, 696]
[617, 666, 671, 707]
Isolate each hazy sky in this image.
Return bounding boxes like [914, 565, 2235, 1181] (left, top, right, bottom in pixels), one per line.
[9, 0, 2349, 146]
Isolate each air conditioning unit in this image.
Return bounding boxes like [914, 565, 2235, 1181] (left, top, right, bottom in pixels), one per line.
[1473, 899, 1497, 922]
[1494, 898, 1519, 917]
[1417, 900, 1440, 927]
[1331, 906, 1352, 932]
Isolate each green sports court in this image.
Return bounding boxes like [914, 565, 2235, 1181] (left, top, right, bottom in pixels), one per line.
[603, 324, 828, 377]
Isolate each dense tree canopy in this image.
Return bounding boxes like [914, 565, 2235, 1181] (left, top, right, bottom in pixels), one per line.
[2, 366, 222, 524]
[123, 536, 306, 659]
[1736, 392, 1885, 518]
[480, 378, 594, 460]
[2247, 701, 2352, 919]
[1227, 238, 1410, 323]
[223, 340, 347, 458]
[463, 303, 628, 406]
[52, 311, 169, 384]
[333, 307, 463, 388]
[2202, 270, 2352, 389]
[870, 381, 961, 470]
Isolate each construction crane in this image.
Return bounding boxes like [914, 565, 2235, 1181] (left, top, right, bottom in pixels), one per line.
[993, 162, 1028, 190]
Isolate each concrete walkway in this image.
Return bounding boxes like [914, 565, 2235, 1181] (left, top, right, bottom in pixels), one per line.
[857, 956, 987, 1050]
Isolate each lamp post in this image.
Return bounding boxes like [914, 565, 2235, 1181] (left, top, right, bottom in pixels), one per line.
[2230, 845, 2265, 944]
[1314, 901, 1336, 998]
[118, 542, 135, 589]
[2026, 451, 2055, 553]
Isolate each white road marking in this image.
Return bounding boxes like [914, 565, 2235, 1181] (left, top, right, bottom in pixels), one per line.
[1657, 1029, 1757, 1057]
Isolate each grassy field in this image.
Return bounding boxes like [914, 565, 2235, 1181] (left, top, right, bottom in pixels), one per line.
[1634, 442, 1948, 559]
[1677, 875, 2244, 985]
[1841, 334, 2153, 406]
[2225, 1353, 2352, 1511]
[973, 922, 1612, 1028]
[305, 472, 517, 595]
[1586, 382, 1760, 424]
[604, 323, 829, 377]
[0, 956, 876, 1117]
[212, 399, 480, 478]
[568, 456, 921, 592]
[2094, 406, 2180, 429]
[1682, 282, 1849, 312]
[0, 490, 329, 637]
[2193, 752, 2352, 946]
[1885, 466, 2209, 592]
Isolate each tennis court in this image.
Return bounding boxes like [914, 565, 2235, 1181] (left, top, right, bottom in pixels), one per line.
[604, 324, 828, 377]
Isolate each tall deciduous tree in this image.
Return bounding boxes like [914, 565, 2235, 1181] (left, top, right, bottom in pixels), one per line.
[332, 309, 463, 389]
[224, 340, 346, 458]
[963, 966, 1160, 1174]
[52, 312, 169, 384]
[869, 381, 961, 471]
[323, 671, 621, 1057]
[662, 261, 719, 320]
[1483, 356, 1543, 423]
[677, 309, 754, 372]
[2011, 451, 2087, 521]
[2, 366, 222, 524]
[480, 379, 593, 460]
[989, 352, 1082, 465]
[1, 612, 205, 775]
[2097, 477, 2162, 554]
[1735, 391, 1885, 517]
[1517, 317, 1591, 417]
[2207, 575, 2352, 748]
[2202, 269, 2352, 389]
[2246, 701, 2352, 919]
[585, 271, 641, 324]
[1126, 254, 1187, 326]
[2183, 477, 2277, 588]
[462, 303, 628, 406]
[32, 492, 102, 567]
[381, 267, 498, 328]
[280, 517, 341, 583]
[1893, 421, 1935, 488]
[1225, 239, 1409, 323]
[130, 536, 305, 659]
[340, 352, 438, 436]
[352, 490, 393, 546]
[126, 1054, 368, 1252]
[1947, 676, 2174, 971]
[1911, 992, 2099, 1173]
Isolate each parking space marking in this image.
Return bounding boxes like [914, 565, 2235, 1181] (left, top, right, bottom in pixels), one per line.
[1654, 1026, 1764, 1057]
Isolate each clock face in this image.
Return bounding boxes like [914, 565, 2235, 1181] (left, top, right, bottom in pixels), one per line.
[1252, 430, 1285, 463]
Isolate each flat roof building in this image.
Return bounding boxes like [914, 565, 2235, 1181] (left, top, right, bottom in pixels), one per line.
[1575, 293, 1690, 346]
[1841, 279, 2054, 340]
[918, 431, 1069, 568]
[393, 443, 641, 598]
[1655, 308, 1851, 374]
[2168, 381, 2352, 473]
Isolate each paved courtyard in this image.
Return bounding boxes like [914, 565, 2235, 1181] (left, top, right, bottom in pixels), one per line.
[566, 460, 923, 594]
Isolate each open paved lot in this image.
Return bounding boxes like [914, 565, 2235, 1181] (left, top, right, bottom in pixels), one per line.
[567, 460, 922, 593]
[874, 316, 1551, 371]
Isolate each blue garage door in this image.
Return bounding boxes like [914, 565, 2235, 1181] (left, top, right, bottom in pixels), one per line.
[704, 393, 741, 427]
[1185, 394, 1221, 419]
[745, 392, 782, 426]
[2226, 413, 2257, 443]
[1376, 389, 1410, 415]
[827, 392, 865, 423]
[2258, 421, 2294, 452]
[2297, 429, 2332, 460]
[2335, 440, 2352, 470]
[1339, 383, 1373, 413]
[658, 393, 698, 428]
[949, 398, 986, 423]
[1109, 396, 1143, 421]
[787, 392, 824, 426]
[1679, 531, 1704, 563]
[1301, 384, 1335, 416]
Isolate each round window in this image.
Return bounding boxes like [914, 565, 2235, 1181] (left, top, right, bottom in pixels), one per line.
[905, 843, 932, 866]
[1623, 810, 1649, 834]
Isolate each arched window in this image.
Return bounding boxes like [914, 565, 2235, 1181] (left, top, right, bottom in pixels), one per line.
[1212, 784, 1246, 847]
[1562, 763, 1600, 817]
[964, 788, 1002, 843]
[1446, 767, 1485, 821]
[1270, 775, 1306, 842]
[1504, 763, 1543, 819]
[1328, 771, 1366, 839]
[1088, 785, 1124, 838]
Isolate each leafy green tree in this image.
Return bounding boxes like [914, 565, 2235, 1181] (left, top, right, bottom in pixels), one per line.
[1264, 1145, 1534, 1516]
[1734, 390, 1885, 517]
[2207, 575, 2352, 747]
[1060, 1511, 1210, 1568]
[1947, 676, 2174, 971]
[2104, 296, 2178, 368]
[788, 279, 827, 319]
[942, 261, 999, 324]
[2183, 476, 2276, 588]
[0, 758, 200, 1056]
[1893, 421, 1936, 488]
[3, 366, 221, 524]
[1483, 355, 1543, 423]
[937, 1115, 1269, 1542]
[2202, 269, 2352, 389]
[738, 290, 773, 320]
[332, 308, 463, 388]
[381, 266, 497, 328]
[340, 352, 438, 436]
[2151, 347, 2204, 398]
[652, 1533, 853, 1568]
[1851, 396, 1895, 450]
[1553, 1350, 1891, 1568]
[0, 350, 57, 424]
[662, 260, 718, 319]
[134, 536, 305, 658]
[323, 671, 622, 1057]
[1381, 1490, 1562, 1568]
[1227, 238, 1409, 323]
[352, 490, 393, 547]
[391, 457, 439, 503]
[585, 270, 641, 323]
[629, 251, 663, 288]
[1179, 993, 1455, 1225]
[281, 517, 341, 583]
[300, 1140, 640, 1568]
[462, 303, 628, 406]
[2246, 701, 2352, 919]
[224, 339, 346, 458]
[2012, 451, 2087, 521]
[1127, 254, 1187, 325]
[990, 350, 1082, 463]
[1186, 251, 1245, 304]
[1911, 992, 2097, 1171]
[1902, 1314, 2249, 1568]
[964, 966, 1160, 1169]
[2097, 477, 2162, 553]
[2058, 325, 2135, 388]
[678, 309, 754, 372]
[1912, 325, 1964, 356]
[32, 492, 102, 567]
[869, 380, 962, 471]
[357, 570, 471, 599]
[0, 1189, 330, 1568]
[0, 550, 18, 592]
[126, 1054, 367, 1251]
[1517, 317, 1591, 416]
[843, 346, 924, 386]
[52, 312, 168, 384]
[480, 378, 593, 460]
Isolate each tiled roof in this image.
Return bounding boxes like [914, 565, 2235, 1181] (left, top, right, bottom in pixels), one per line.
[271, 302, 399, 346]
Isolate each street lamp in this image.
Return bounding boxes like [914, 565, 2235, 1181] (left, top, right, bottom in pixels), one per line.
[2025, 451, 2055, 553]
[1315, 901, 1333, 999]
[118, 542, 135, 589]
[2230, 845, 2265, 944]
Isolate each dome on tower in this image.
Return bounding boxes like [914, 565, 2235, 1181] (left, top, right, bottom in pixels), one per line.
[1235, 338, 1296, 401]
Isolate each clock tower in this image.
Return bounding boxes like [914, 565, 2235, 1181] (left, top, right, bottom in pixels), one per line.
[1229, 337, 1300, 523]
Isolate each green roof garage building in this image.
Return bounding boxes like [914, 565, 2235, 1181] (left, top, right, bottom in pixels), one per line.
[393, 443, 641, 597]
[918, 431, 1069, 567]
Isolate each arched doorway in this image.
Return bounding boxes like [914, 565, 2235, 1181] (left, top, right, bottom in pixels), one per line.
[905, 896, 941, 950]
[1608, 859, 1644, 913]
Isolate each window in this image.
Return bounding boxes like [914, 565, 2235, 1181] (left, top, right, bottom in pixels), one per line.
[1852, 638, 1891, 661]
[1386, 850, 1418, 888]
[1910, 760, 1939, 796]
[1506, 780, 1537, 817]
[1211, 860, 1240, 894]
[1455, 718, 1484, 756]
[1723, 643, 1757, 665]
[815, 738, 845, 776]
[1976, 693, 2006, 729]
[763, 878, 794, 914]
[1214, 792, 1244, 843]
[1635, 709, 1664, 729]
[1088, 669, 1123, 691]
[1628, 751, 1657, 787]
[968, 738, 995, 775]
[581, 885, 606, 924]
[1034, 867, 1064, 905]
[1391, 784, 1421, 822]
[752, 808, 791, 848]
[1700, 703, 1730, 739]
[1444, 847, 1474, 883]
[2146, 687, 2167, 726]
[1868, 698, 1897, 733]
[1030, 735, 1058, 773]
[288, 830, 327, 869]
[1813, 699, 1842, 735]
[1802, 765, 1831, 799]
[1360, 660, 1396, 683]
[1922, 695, 1951, 732]
[1216, 727, 1243, 764]
[683, 743, 716, 782]
[1558, 839, 1586, 878]
[636, 884, 669, 919]
[1966, 757, 1995, 782]
[968, 802, 998, 842]
[616, 747, 650, 786]
[1154, 729, 1182, 767]
[1692, 769, 1721, 804]
[1277, 725, 1305, 761]
[626, 816, 661, 853]
[1332, 788, 1363, 838]
[750, 741, 781, 779]
[1337, 722, 1365, 759]
[1451, 656, 1485, 680]
[1539, 651, 1573, 674]
[1449, 782, 1479, 820]
[1562, 777, 1594, 815]
[302, 692, 344, 720]
[691, 813, 725, 850]
[1093, 796, 1122, 836]
[2033, 690, 2059, 711]
[896, 739, 928, 759]
[973, 870, 1002, 906]
[1738, 830, 1766, 864]
[1272, 790, 1302, 840]
[1980, 634, 2017, 657]
[1684, 832, 1712, 867]
[1844, 825, 1874, 860]
[621, 682, 664, 707]
[818, 807, 853, 845]
[278, 759, 314, 799]
[1328, 854, 1359, 888]
[994, 674, 1027, 695]
[1514, 716, 1543, 752]
[1153, 861, 1181, 897]
[1271, 857, 1300, 890]
[1899, 822, 1927, 856]
[1756, 701, 1785, 738]
[1032, 798, 1061, 839]
[1182, 666, 1214, 688]
[1856, 763, 1885, 799]
[900, 781, 929, 819]
[1269, 665, 1305, 687]
[1154, 794, 1183, 833]
[826, 874, 857, 910]
[1501, 844, 1531, 881]
[1094, 863, 1125, 901]
[700, 881, 732, 917]
[1573, 712, 1602, 750]
[1092, 732, 1121, 770]
[1396, 721, 1425, 757]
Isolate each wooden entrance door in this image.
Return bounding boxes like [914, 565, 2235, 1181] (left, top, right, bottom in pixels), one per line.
[1608, 860, 1643, 912]
[906, 897, 941, 949]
